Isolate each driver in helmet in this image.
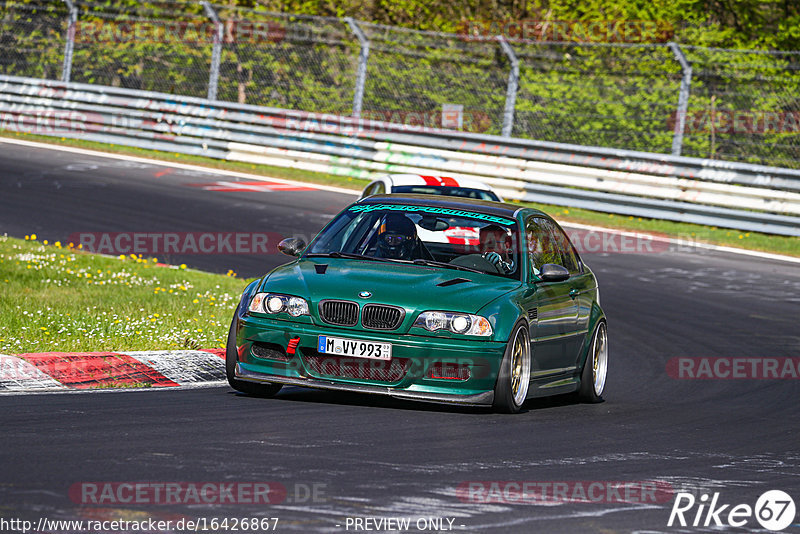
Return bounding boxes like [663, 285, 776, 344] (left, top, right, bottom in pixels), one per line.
[479, 224, 515, 274]
[376, 213, 419, 260]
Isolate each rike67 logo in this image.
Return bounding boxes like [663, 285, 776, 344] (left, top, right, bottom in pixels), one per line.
[668, 490, 796, 531]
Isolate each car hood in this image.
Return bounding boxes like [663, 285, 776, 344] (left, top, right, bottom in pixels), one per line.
[259, 257, 520, 315]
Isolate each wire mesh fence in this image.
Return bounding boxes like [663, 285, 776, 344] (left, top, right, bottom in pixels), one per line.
[69, 0, 212, 96]
[682, 46, 800, 169]
[358, 24, 509, 136]
[0, 1, 68, 81]
[512, 43, 683, 153]
[213, 6, 359, 114]
[1, 0, 799, 168]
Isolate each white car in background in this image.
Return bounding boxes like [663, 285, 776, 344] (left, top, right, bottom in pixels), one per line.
[360, 174, 502, 202]
[359, 174, 503, 246]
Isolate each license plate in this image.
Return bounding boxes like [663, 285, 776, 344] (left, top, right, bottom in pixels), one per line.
[317, 336, 392, 360]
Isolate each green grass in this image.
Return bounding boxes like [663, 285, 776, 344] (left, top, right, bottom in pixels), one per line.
[2, 131, 798, 257]
[0, 235, 251, 355]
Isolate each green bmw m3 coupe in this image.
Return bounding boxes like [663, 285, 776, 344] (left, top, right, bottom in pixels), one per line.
[226, 195, 607, 413]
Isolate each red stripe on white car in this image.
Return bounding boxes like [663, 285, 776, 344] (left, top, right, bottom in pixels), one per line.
[444, 226, 480, 246]
[418, 175, 461, 188]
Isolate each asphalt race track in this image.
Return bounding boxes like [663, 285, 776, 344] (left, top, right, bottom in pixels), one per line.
[1, 140, 799, 533]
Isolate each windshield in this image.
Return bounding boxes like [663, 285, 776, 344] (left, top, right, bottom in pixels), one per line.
[391, 185, 500, 202]
[306, 204, 520, 279]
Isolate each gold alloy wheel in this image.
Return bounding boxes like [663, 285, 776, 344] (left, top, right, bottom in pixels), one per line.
[510, 326, 531, 406]
[592, 322, 608, 396]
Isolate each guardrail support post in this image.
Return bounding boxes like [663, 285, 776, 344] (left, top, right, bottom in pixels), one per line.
[345, 18, 369, 119]
[498, 37, 519, 138]
[202, 1, 222, 101]
[669, 42, 693, 157]
[61, 0, 77, 82]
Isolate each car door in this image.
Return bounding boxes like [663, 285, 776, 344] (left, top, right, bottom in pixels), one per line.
[522, 216, 580, 376]
[545, 219, 594, 365]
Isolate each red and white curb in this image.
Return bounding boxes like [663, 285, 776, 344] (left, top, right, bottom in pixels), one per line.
[0, 349, 226, 392]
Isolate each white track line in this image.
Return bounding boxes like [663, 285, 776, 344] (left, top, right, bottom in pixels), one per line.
[562, 221, 800, 264]
[2, 136, 797, 264]
[0, 136, 360, 196]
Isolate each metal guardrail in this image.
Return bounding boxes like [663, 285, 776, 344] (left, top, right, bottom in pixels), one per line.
[1, 74, 799, 237]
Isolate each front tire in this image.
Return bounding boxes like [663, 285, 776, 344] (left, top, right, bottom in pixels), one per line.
[226, 306, 283, 397]
[578, 321, 607, 403]
[493, 321, 531, 414]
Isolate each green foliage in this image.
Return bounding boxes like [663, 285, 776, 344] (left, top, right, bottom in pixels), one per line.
[1, 0, 798, 166]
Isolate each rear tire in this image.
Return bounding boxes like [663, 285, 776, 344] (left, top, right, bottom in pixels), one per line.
[492, 321, 531, 414]
[226, 306, 283, 397]
[578, 321, 607, 403]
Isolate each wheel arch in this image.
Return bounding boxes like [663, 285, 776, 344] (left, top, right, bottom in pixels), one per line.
[578, 303, 607, 374]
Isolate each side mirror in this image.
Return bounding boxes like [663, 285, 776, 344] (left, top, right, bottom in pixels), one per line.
[277, 237, 306, 257]
[539, 263, 569, 282]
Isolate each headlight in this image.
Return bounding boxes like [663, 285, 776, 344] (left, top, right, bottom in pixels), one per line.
[249, 293, 309, 317]
[414, 311, 493, 336]
[248, 293, 266, 314]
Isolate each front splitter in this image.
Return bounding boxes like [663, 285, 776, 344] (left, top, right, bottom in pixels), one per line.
[235, 364, 494, 406]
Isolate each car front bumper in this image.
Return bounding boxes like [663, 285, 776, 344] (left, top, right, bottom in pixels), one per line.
[234, 314, 507, 406]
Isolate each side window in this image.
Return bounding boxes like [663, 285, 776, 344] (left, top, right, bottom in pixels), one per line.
[541, 219, 580, 274]
[525, 217, 561, 276]
[361, 182, 383, 198]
